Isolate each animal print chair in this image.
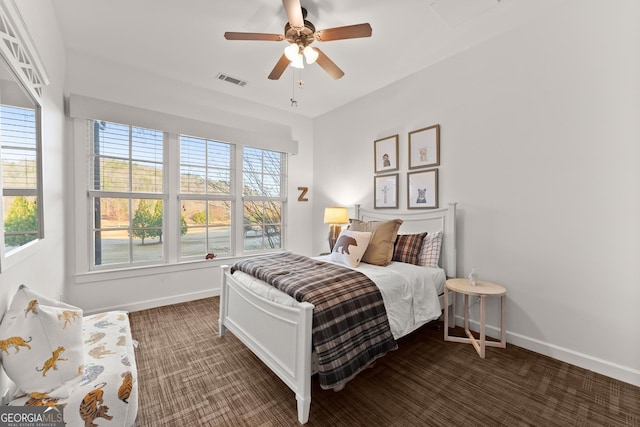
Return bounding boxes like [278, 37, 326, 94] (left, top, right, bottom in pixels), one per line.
[0, 286, 138, 427]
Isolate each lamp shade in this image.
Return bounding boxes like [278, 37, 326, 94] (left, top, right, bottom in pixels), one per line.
[290, 53, 304, 69]
[284, 43, 300, 61]
[303, 46, 319, 64]
[324, 207, 348, 224]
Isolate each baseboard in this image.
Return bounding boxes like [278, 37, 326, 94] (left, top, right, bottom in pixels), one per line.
[456, 315, 640, 388]
[90, 293, 640, 388]
[84, 289, 220, 315]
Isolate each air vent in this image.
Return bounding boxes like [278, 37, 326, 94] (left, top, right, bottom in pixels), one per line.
[216, 73, 247, 87]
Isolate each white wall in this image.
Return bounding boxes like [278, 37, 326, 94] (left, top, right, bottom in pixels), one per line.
[0, 0, 67, 302]
[313, 0, 640, 386]
[0, 0, 67, 395]
[5, 0, 637, 393]
[61, 51, 315, 313]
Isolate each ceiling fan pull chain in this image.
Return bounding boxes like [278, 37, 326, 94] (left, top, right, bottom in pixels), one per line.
[290, 70, 297, 107]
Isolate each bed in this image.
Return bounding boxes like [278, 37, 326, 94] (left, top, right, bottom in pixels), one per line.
[218, 203, 457, 424]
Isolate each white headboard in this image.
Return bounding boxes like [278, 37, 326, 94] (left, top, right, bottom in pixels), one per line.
[355, 203, 457, 278]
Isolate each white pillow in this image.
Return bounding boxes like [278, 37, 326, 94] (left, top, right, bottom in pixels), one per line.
[417, 231, 443, 268]
[331, 230, 372, 268]
[0, 285, 84, 397]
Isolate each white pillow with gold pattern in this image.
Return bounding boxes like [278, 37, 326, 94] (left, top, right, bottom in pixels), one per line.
[0, 285, 84, 397]
[331, 230, 372, 268]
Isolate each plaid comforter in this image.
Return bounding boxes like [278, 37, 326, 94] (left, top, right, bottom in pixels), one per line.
[231, 252, 398, 390]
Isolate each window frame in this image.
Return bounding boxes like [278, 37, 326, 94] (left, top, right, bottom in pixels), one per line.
[178, 134, 235, 261]
[0, 88, 44, 272]
[241, 147, 287, 253]
[87, 120, 167, 271]
[72, 116, 288, 277]
[0, 0, 49, 272]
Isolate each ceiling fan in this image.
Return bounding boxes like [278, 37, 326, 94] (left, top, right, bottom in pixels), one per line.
[224, 0, 372, 80]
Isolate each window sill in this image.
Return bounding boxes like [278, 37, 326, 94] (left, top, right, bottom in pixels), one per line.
[73, 251, 285, 284]
[1, 239, 42, 273]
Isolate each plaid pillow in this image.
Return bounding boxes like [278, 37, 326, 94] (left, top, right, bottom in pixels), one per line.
[392, 233, 427, 265]
[417, 231, 443, 267]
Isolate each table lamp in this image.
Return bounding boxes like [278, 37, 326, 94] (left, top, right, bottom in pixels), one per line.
[323, 206, 349, 252]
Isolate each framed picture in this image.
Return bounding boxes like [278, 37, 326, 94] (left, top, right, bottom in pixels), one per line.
[374, 134, 399, 173]
[374, 173, 398, 209]
[407, 169, 438, 209]
[408, 124, 440, 169]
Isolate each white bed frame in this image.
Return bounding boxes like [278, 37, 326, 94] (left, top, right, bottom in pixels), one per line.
[219, 202, 457, 424]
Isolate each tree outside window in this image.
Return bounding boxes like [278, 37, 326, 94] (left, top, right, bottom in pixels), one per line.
[242, 147, 285, 251]
[4, 196, 37, 248]
[90, 121, 164, 267]
[1, 105, 40, 255]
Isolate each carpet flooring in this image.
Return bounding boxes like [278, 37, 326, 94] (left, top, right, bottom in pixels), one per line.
[129, 297, 640, 426]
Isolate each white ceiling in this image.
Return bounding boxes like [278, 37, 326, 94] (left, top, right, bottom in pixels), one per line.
[51, 0, 556, 118]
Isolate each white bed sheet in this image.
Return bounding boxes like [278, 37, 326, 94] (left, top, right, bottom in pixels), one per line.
[230, 256, 445, 339]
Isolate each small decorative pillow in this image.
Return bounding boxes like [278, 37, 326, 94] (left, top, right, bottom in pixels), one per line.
[331, 230, 372, 268]
[0, 285, 84, 397]
[417, 231, 443, 268]
[348, 219, 403, 266]
[393, 233, 427, 265]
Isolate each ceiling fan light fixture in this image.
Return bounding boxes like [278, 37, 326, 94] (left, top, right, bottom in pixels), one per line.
[290, 53, 304, 69]
[284, 43, 301, 61]
[225, 2, 371, 80]
[303, 46, 318, 64]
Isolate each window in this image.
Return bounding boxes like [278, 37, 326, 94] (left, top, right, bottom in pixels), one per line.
[0, 0, 48, 271]
[179, 135, 233, 259]
[1, 104, 41, 254]
[83, 117, 287, 272]
[89, 121, 164, 268]
[242, 147, 285, 252]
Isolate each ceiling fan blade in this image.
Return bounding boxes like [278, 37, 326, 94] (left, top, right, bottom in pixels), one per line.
[224, 32, 284, 41]
[268, 54, 290, 80]
[282, 0, 304, 28]
[315, 23, 373, 41]
[313, 48, 344, 80]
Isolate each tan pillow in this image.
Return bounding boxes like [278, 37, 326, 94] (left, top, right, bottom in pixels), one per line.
[348, 218, 403, 266]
